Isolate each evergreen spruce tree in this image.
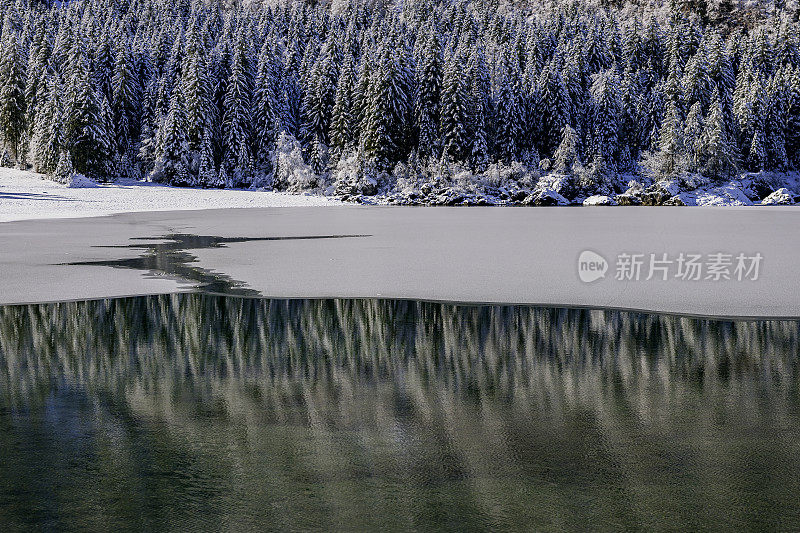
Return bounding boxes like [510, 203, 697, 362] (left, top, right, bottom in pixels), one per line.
[112, 44, 140, 156]
[553, 124, 581, 175]
[150, 92, 189, 185]
[467, 46, 490, 170]
[64, 41, 111, 177]
[440, 52, 469, 162]
[536, 62, 571, 158]
[330, 54, 355, 154]
[25, 29, 50, 137]
[785, 66, 800, 168]
[180, 22, 209, 150]
[223, 35, 253, 175]
[681, 50, 713, 111]
[303, 50, 337, 147]
[683, 101, 705, 172]
[589, 70, 621, 172]
[53, 149, 74, 183]
[415, 27, 442, 158]
[699, 89, 739, 179]
[650, 99, 687, 179]
[0, 24, 26, 164]
[748, 127, 767, 171]
[231, 136, 253, 187]
[766, 77, 788, 171]
[361, 43, 412, 167]
[493, 54, 523, 163]
[216, 160, 229, 189]
[198, 126, 217, 187]
[32, 77, 63, 174]
[253, 39, 283, 165]
[93, 34, 115, 104]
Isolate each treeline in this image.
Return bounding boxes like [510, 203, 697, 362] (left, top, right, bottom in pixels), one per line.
[0, 0, 800, 190]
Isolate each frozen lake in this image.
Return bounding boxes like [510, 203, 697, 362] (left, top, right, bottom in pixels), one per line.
[0, 206, 798, 317]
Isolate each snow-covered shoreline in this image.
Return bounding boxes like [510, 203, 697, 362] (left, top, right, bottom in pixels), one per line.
[0, 169, 341, 222]
[2, 167, 798, 224]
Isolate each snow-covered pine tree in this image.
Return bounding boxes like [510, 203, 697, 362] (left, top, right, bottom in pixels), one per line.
[748, 126, 767, 171]
[536, 61, 571, 159]
[24, 28, 50, 137]
[93, 33, 115, 105]
[198, 125, 217, 187]
[303, 43, 338, 148]
[683, 101, 705, 172]
[784, 65, 800, 168]
[216, 160, 229, 189]
[748, 28, 774, 79]
[553, 124, 581, 175]
[149, 92, 189, 185]
[681, 48, 713, 111]
[467, 45, 489, 170]
[53, 149, 74, 184]
[63, 40, 111, 177]
[253, 38, 283, 167]
[649, 99, 687, 179]
[493, 53, 523, 163]
[699, 88, 739, 179]
[112, 43, 141, 157]
[32, 76, 63, 174]
[222, 35, 253, 181]
[231, 136, 253, 187]
[707, 31, 735, 104]
[589, 70, 621, 173]
[415, 25, 442, 158]
[361, 41, 412, 167]
[0, 23, 26, 164]
[180, 21, 210, 151]
[440, 51, 469, 162]
[330, 53, 355, 154]
[766, 74, 788, 171]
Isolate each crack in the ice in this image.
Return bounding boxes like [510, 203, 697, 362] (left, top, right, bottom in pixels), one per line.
[63, 233, 370, 297]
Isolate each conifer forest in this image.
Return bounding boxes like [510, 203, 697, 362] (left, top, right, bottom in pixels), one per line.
[0, 0, 799, 204]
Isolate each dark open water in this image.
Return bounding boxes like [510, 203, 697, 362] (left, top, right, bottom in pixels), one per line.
[1, 295, 799, 531]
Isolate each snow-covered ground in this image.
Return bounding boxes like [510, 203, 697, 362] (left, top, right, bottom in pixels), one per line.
[0, 169, 341, 222]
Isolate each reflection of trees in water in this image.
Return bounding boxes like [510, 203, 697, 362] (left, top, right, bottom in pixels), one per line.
[2, 295, 798, 401]
[1, 295, 800, 530]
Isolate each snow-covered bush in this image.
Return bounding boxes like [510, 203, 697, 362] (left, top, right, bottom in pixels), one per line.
[681, 172, 712, 191]
[52, 150, 75, 184]
[333, 149, 382, 196]
[553, 125, 581, 175]
[479, 161, 538, 190]
[65, 173, 99, 188]
[271, 132, 320, 192]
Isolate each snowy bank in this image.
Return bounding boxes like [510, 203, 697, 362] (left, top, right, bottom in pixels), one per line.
[0, 169, 341, 222]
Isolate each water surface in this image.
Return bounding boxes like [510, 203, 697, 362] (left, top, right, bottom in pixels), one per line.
[1, 295, 799, 530]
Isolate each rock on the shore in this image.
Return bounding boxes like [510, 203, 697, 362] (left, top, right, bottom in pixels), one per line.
[641, 180, 681, 206]
[662, 193, 696, 206]
[695, 181, 754, 206]
[761, 188, 796, 205]
[615, 192, 643, 206]
[744, 174, 780, 200]
[583, 195, 617, 206]
[524, 188, 569, 206]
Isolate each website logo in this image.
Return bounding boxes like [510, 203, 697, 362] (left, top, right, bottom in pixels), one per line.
[578, 251, 608, 283]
